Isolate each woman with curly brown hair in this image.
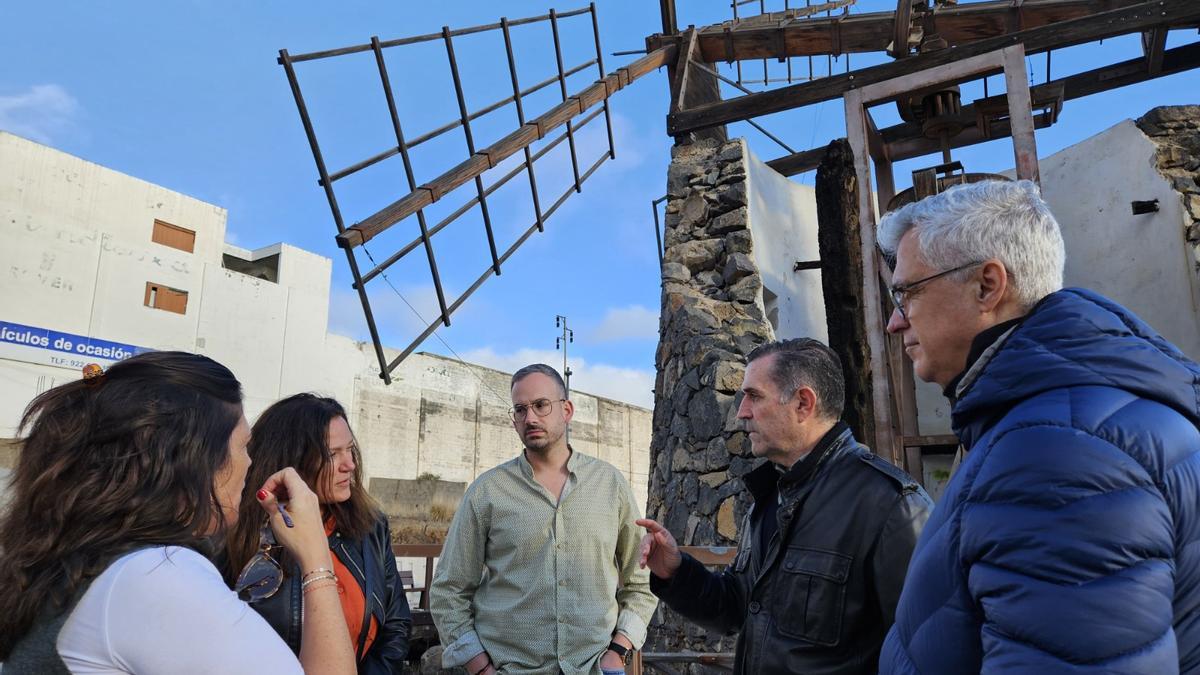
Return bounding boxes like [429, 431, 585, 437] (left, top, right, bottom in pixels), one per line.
[0, 351, 355, 674]
[225, 393, 411, 675]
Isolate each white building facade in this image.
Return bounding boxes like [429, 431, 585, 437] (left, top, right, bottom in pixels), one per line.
[0, 132, 651, 506]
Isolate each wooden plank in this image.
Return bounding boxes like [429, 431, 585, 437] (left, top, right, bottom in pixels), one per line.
[684, 546, 737, 566]
[855, 49, 1006, 105]
[885, 112, 1054, 162]
[1002, 44, 1041, 183]
[669, 29, 699, 115]
[338, 44, 676, 248]
[1143, 26, 1168, 75]
[660, 0, 678, 35]
[902, 434, 960, 448]
[393, 544, 444, 557]
[667, 0, 1200, 135]
[845, 89, 898, 461]
[648, 0, 1161, 62]
[766, 146, 827, 175]
[767, 41, 1200, 176]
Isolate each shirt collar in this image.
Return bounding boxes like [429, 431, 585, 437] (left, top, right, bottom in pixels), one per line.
[517, 445, 576, 478]
[943, 316, 1025, 400]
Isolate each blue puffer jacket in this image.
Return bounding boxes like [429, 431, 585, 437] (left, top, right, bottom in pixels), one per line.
[880, 288, 1200, 674]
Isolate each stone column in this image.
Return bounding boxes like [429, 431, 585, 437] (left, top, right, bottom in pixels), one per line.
[645, 137, 774, 664]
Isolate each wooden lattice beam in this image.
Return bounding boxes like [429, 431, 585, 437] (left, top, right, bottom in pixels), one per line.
[667, 0, 1200, 136]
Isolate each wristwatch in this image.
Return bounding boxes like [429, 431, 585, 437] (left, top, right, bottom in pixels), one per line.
[607, 641, 633, 665]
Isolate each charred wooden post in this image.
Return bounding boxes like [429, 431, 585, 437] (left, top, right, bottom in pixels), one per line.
[814, 138, 876, 452]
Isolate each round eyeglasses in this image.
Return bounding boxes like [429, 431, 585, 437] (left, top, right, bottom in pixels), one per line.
[234, 523, 284, 603]
[509, 398, 566, 422]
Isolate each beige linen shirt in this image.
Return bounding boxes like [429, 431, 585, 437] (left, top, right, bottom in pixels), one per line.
[430, 450, 657, 675]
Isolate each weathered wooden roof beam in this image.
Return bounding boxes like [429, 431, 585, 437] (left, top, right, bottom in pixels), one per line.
[648, 0, 1179, 62]
[765, 40, 1200, 176]
[668, 0, 1200, 136]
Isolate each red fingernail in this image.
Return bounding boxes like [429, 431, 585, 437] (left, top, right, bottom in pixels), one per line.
[256, 489, 269, 501]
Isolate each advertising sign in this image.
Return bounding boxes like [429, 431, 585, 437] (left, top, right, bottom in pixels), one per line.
[0, 320, 152, 371]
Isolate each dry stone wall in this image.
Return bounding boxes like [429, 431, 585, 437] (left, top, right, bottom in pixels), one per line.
[645, 137, 775, 660]
[1137, 106, 1200, 269]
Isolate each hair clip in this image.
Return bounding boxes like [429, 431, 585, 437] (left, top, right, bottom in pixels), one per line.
[82, 363, 105, 382]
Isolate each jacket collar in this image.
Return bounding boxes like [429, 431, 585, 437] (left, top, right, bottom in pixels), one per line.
[952, 288, 1200, 448]
[944, 316, 1025, 400]
[744, 422, 850, 504]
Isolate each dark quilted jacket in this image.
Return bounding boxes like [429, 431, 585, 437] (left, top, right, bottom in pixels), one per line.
[880, 288, 1200, 674]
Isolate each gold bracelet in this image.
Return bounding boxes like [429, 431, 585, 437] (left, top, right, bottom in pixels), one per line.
[301, 572, 337, 589]
[302, 579, 338, 596]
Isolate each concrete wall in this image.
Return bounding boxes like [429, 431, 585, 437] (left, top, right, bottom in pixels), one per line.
[0, 131, 652, 511]
[745, 149, 827, 343]
[371, 477, 466, 521]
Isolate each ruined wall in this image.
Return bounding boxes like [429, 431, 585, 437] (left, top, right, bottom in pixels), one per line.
[1137, 105, 1200, 331]
[646, 137, 774, 658]
[1015, 106, 1200, 360]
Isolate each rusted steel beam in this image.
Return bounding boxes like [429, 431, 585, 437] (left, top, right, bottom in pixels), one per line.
[338, 44, 676, 249]
[670, 0, 1200, 136]
[766, 40, 1200, 176]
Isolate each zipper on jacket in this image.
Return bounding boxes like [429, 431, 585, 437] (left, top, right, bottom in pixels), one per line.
[336, 537, 374, 662]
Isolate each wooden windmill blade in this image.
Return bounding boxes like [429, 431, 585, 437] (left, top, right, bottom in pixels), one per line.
[277, 4, 675, 384]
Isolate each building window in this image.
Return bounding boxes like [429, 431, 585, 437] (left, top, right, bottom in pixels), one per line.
[144, 282, 188, 314]
[152, 219, 196, 253]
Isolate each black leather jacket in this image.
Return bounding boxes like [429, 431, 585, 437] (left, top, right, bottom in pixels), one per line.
[652, 426, 932, 675]
[252, 514, 412, 674]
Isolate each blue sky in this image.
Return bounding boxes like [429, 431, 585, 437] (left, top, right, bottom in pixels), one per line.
[3, 1, 1197, 408]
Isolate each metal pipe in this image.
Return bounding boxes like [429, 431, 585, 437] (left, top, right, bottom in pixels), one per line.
[590, 3, 616, 160]
[279, 48, 391, 383]
[690, 60, 796, 153]
[444, 27, 501, 276]
[375, 35, 451, 327]
[355, 108, 604, 288]
[502, 16, 545, 232]
[651, 196, 667, 266]
[550, 9, 583, 193]
[322, 58, 598, 186]
[284, 6, 593, 63]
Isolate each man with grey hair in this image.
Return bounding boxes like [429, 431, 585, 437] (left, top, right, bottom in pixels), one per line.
[431, 364, 658, 675]
[876, 180, 1200, 674]
[639, 338, 932, 674]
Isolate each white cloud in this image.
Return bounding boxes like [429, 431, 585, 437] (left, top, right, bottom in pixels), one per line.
[0, 84, 81, 145]
[591, 304, 659, 342]
[459, 346, 655, 409]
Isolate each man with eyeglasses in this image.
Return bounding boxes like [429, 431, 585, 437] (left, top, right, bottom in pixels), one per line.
[876, 179, 1200, 675]
[431, 363, 657, 675]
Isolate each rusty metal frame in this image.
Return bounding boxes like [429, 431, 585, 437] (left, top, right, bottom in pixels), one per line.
[843, 44, 1039, 466]
[279, 4, 667, 382]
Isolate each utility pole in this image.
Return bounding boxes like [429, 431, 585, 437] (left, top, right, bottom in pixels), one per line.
[555, 315, 573, 395]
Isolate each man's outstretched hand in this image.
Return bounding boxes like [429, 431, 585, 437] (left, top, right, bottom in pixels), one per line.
[636, 518, 682, 580]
